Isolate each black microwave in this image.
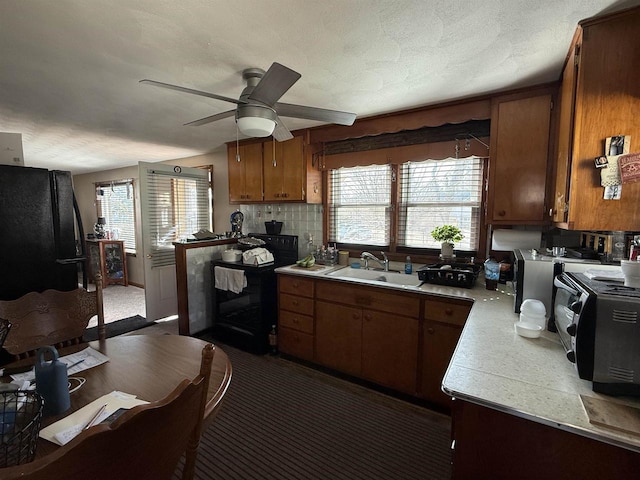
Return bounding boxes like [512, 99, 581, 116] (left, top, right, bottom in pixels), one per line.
[553, 271, 640, 396]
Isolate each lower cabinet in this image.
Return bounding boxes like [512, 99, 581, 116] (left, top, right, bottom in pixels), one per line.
[277, 274, 469, 404]
[420, 300, 471, 409]
[451, 399, 640, 479]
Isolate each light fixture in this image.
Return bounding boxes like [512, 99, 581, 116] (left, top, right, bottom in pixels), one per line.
[236, 104, 277, 137]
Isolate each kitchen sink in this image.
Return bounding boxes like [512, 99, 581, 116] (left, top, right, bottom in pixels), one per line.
[326, 267, 419, 287]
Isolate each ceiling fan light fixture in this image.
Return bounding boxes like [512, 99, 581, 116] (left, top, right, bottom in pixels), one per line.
[236, 104, 277, 137]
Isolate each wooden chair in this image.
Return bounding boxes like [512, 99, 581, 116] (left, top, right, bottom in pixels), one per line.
[1, 342, 215, 480]
[0, 274, 105, 361]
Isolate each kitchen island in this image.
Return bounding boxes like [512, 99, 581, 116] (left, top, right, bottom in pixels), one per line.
[276, 263, 640, 478]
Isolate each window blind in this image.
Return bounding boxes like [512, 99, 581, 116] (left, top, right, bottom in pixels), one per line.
[96, 180, 136, 252]
[145, 170, 211, 268]
[397, 157, 484, 251]
[328, 164, 392, 246]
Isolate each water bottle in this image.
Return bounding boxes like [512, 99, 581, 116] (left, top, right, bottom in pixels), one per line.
[35, 346, 71, 416]
[268, 325, 278, 355]
[405, 256, 412, 274]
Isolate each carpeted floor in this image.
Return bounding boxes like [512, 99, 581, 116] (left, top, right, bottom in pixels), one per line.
[183, 341, 452, 480]
[84, 315, 155, 341]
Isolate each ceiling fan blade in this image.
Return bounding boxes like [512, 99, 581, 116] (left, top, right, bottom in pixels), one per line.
[140, 79, 244, 105]
[272, 118, 294, 142]
[247, 63, 301, 107]
[184, 109, 236, 126]
[275, 102, 356, 126]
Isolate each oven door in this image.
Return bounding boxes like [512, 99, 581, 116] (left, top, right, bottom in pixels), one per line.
[553, 274, 582, 363]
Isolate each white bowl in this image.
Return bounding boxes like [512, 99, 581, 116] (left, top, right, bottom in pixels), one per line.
[521, 299, 546, 316]
[514, 321, 543, 338]
[519, 312, 546, 329]
[621, 260, 640, 288]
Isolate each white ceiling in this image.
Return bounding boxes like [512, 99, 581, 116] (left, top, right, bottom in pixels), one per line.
[1, 0, 638, 175]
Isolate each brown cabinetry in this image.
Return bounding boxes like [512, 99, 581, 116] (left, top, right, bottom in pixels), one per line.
[227, 142, 264, 203]
[315, 280, 420, 395]
[277, 274, 469, 401]
[227, 134, 322, 204]
[87, 239, 128, 287]
[420, 299, 471, 409]
[278, 275, 314, 361]
[263, 136, 305, 201]
[552, 7, 640, 230]
[487, 91, 553, 224]
[451, 398, 640, 479]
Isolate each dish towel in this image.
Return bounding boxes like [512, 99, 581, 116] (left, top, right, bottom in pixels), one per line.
[214, 266, 247, 294]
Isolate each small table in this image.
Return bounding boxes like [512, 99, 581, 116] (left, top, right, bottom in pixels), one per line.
[4, 335, 232, 458]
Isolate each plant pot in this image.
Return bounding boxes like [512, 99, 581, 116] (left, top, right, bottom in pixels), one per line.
[441, 242, 454, 258]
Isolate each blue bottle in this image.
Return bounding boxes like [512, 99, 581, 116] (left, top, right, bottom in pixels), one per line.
[405, 256, 413, 274]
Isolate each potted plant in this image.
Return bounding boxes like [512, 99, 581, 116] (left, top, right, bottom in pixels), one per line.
[431, 225, 464, 258]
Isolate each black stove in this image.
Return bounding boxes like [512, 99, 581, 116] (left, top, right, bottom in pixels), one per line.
[210, 234, 298, 354]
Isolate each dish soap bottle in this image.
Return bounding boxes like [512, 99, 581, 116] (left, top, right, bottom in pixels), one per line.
[405, 255, 412, 274]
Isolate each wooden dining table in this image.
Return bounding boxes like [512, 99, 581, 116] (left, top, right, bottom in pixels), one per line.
[1, 335, 232, 459]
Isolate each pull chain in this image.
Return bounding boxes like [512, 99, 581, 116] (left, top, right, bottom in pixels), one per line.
[236, 122, 240, 162]
[272, 136, 276, 167]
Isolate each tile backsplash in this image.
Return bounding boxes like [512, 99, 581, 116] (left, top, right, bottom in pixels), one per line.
[240, 203, 323, 258]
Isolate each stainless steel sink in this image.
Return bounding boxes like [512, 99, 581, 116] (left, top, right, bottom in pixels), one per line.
[326, 267, 418, 287]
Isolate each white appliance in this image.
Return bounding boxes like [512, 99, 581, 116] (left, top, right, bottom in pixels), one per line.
[513, 249, 622, 316]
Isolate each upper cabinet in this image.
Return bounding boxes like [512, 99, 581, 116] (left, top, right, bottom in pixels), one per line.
[227, 142, 264, 203]
[487, 90, 554, 224]
[552, 7, 640, 231]
[227, 134, 322, 204]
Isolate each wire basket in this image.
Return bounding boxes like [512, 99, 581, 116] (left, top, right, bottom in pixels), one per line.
[0, 391, 44, 467]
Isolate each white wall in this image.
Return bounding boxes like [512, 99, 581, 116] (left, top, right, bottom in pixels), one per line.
[72, 146, 231, 286]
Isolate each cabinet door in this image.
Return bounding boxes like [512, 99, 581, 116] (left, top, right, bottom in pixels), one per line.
[228, 143, 263, 203]
[361, 310, 419, 394]
[564, 10, 640, 231]
[263, 137, 305, 201]
[488, 93, 552, 224]
[315, 300, 362, 376]
[552, 41, 580, 224]
[422, 320, 462, 410]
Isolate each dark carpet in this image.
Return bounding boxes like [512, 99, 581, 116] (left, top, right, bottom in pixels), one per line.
[185, 341, 453, 480]
[84, 315, 155, 341]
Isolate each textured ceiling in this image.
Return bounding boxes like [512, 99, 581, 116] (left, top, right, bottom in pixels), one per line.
[0, 0, 638, 174]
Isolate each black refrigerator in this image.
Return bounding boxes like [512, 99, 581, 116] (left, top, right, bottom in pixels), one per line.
[0, 165, 85, 301]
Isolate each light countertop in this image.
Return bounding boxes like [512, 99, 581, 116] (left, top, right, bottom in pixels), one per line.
[276, 263, 640, 452]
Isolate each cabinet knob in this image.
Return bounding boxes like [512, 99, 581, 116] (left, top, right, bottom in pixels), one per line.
[352, 313, 360, 320]
[292, 300, 299, 306]
[497, 210, 506, 217]
[364, 314, 372, 321]
[427, 327, 435, 334]
[293, 317, 299, 324]
[445, 308, 453, 316]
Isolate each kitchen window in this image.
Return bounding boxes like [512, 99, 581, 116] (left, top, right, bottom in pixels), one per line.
[328, 157, 484, 253]
[398, 157, 483, 251]
[96, 179, 136, 253]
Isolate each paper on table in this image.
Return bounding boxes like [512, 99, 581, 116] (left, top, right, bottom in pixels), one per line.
[9, 346, 110, 383]
[39, 391, 148, 446]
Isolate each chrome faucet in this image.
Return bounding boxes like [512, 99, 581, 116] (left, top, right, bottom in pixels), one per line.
[360, 251, 389, 271]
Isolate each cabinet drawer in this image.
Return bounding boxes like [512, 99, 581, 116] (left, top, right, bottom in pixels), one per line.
[279, 309, 313, 334]
[279, 327, 314, 361]
[279, 275, 314, 298]
[279, 293, 314, 316]
[424, 300, 471, 326]
[316, 280, 419, 317]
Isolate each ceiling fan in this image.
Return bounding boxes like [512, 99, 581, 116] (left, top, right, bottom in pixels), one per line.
[140, 62, 357, 142]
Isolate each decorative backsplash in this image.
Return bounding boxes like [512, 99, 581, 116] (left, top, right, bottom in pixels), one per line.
[240, 203, 323, 258]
